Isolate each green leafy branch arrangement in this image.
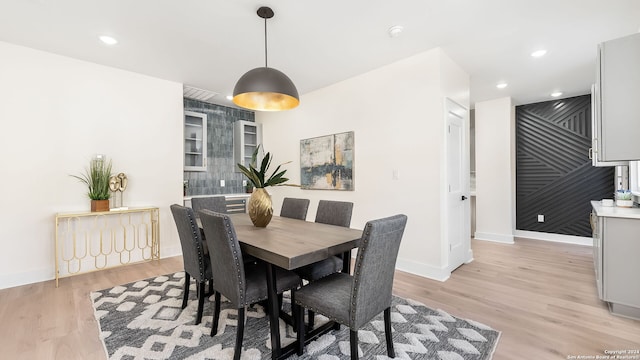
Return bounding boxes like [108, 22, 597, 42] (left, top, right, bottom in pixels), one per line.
[71, 158, 113, 200]
[237, 145, 289, 188]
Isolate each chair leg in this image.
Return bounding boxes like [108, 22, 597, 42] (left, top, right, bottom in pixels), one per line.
[182, 272, 190, 309]
[234, 307, 246, 360]
[196, 281, 205, 325]
[291, 290, 296, 333]
[207, 279, 214, 296]
[211, 291, 221, 336]
[296, 303, 305, 356]
[307, 310, 315, 331]
[384, 307, 395, 358]
[350, 329, 359, 360]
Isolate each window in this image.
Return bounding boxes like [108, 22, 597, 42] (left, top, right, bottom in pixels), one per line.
[616, 165, 628, 191]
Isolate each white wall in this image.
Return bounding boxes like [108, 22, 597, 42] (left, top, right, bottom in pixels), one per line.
[0, 42, 184, 289]
[257, 48, 469, 280]
[474, 97, 516, 243]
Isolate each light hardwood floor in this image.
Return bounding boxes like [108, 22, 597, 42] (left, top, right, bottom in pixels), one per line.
[0, 238, 638, 359]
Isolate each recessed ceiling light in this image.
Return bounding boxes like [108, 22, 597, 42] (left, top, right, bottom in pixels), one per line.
[551, 91, 563, 97]
[226, 95, 233, 100]
[496, 82, 508, 89]
[388, 25, 404, 38]
[99, 35, 118, 45]
[531, 49, 547, 58]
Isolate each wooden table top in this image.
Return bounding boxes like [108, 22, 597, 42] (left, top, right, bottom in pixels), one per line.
[227, 214, 362, 270]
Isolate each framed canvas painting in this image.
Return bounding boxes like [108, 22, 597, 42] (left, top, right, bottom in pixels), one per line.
[300, 131, 354, 190]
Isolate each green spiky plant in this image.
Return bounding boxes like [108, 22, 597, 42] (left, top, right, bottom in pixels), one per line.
[71, 158, 113, 200]
[237, 145, 289, 188]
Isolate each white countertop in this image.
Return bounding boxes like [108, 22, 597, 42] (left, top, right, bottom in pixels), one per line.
[184, 193, 251, 201]
[591, 200, 640, 219]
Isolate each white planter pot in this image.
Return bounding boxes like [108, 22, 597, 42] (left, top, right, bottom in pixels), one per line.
[616, 199, 634, 208]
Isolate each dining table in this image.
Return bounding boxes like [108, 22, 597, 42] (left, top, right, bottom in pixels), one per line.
[207, 213, 363, 360]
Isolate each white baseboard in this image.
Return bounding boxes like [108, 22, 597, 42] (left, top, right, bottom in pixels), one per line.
[474, 232, 515, 244]
[396, 257, 450, 282]
[0, 245, 184, 291]
[0, 267, 52, 290]
[513, 230, 592, 246]
[161, 245, 183, 258]
[464, 250, 474, 264]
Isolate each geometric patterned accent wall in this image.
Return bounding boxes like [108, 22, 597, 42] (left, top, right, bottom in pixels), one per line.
[516, 94, 614, 237]
[183, 98, 255, 196]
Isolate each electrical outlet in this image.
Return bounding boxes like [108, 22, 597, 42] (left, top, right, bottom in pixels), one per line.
[220, 180, 225, 187]
[537, 214, 544, 222]
[242, 180, 247, 186]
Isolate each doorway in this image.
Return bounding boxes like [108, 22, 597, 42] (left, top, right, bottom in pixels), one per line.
[446, 98, 472, 272]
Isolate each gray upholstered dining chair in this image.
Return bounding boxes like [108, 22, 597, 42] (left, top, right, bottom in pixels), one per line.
[280, 197, 310, 220]
[295, 200, 353, 281]
[192, 195, 260, 262]
[315, 200, 354, 228]
[169, 204, 215, 325]
[199, 209, 302, 360]
[295, 200, 353, 329]
[191, 196, 227, 216]
[293, 214, 408, 359]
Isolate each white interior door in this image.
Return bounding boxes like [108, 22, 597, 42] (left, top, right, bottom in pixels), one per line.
[446, 99, 470, 272]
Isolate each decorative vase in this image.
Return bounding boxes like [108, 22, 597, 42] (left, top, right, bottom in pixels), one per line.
[248, 188, 273, 227]
[91, 199, 110, 212]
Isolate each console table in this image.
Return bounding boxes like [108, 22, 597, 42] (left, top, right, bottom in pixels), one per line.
[54, 206, 160, 287]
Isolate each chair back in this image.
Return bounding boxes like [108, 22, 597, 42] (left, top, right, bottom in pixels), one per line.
[199, 209, 246, 307]
[350, 214, 407, 328]
[280, 197, 310, 220]
[192, 196, 227, 217]
[170, 204, 208, 282]
[315, 200, 353, 227]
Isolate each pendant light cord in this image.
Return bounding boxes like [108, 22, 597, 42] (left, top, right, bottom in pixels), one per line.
[264, 16, 268, 68]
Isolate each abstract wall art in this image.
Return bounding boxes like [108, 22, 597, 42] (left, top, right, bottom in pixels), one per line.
[300, 131, 354, 190]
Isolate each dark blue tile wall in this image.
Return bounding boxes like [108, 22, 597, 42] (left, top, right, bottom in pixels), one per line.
[183, 99, 255, 196]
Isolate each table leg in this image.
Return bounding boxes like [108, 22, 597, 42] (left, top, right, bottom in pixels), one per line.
[265, 263, 281, 359]
[342, 250, 352, 274]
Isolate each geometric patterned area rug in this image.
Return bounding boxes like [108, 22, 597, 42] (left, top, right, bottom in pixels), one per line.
[91, 272, 500, 360]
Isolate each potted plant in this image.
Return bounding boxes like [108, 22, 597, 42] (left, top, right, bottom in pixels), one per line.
[237, 145, 289, 227]
[615, 190, 633, 208]
[71, 157, 113, 212]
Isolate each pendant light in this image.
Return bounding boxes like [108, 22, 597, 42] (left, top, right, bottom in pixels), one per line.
[232, 6, 299, 111]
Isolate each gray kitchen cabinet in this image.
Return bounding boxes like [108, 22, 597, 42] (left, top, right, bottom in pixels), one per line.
[591, 33, 640, 165]
[234, 120, 262, 170]
[590, 211, 603, 298]
[591, 201, 640, 319]
[183, 195, 249, 213]
[184, 111, 207, 171]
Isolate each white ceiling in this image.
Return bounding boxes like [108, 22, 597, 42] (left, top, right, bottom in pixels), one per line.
[1, 0, 639, 109]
